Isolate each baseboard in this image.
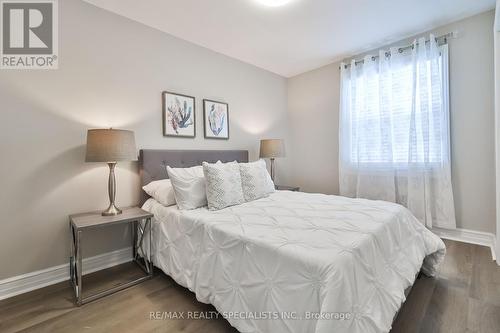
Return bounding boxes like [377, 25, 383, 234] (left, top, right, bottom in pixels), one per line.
[0, 247, 132, 301]
[432, 227, 498, 263]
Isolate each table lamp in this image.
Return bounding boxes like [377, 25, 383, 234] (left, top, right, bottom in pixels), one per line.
[85, 128, 137, 216]
[259, 139, 285, 182]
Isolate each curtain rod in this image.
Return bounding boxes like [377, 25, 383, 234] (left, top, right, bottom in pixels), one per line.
[339, 31, 456, 70]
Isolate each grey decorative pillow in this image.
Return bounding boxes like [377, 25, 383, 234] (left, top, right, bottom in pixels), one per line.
[202, 161, 245, 210]
[239, 159, 275, 202]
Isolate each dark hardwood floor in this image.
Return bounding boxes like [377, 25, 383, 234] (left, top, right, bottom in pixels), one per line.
[1, 239, 499, 333]
[391, 240, 500, 333]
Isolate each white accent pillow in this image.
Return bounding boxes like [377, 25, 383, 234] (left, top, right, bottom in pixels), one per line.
[239, 159, 275, 202]
[167, 165, 207, 210]
[203, 161, 245, 210]
[142, 179, 176, 207]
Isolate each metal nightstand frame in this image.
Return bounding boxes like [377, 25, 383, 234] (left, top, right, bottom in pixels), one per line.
[69, 213, 153, 306]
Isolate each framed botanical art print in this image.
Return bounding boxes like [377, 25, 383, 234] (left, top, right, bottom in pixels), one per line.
[203, 99, 229, 139]
[162, 91, 196, 138]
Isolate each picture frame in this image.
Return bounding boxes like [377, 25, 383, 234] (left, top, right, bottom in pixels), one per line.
[203, 99, 229, 140]
[162, 91, 196, 138]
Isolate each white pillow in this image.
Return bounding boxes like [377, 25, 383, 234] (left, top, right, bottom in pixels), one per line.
[239, 159, 275, 202]
[167, 165, 207, 210]
[142, 179, 176, 207]
[203, 161, 245, 210]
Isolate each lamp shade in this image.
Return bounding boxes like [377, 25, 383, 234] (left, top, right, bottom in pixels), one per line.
[85, 129, 137, 162]
[259, 139, 285, 158]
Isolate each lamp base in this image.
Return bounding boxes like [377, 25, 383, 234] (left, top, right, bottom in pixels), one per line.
[102, 162, 122, 216]
[270, 158, 276, 182]
[102, 204, 122, 216]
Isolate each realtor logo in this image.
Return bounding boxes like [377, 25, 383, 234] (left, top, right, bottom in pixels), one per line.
[1, 0, 58, 69]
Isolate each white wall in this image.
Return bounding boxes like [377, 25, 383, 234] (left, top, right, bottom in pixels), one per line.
[494, 0, 500, 255]
[288, 10, 496, 233]
[0, 0, 291, 280]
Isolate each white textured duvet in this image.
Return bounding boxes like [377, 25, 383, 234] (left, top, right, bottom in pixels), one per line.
[143, 191, 445, 333]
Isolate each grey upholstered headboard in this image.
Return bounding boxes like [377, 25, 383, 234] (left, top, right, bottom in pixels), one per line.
[139, 149, 249, 205]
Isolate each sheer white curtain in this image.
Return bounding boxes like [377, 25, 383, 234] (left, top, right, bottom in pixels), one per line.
[339, 35, 456, 229]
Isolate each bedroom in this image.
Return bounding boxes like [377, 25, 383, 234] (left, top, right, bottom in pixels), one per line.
[0, 0, 499, 332]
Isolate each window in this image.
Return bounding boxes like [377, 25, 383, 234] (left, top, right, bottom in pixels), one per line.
[341, 44, 449, 169]
[339, 38, 456, 229]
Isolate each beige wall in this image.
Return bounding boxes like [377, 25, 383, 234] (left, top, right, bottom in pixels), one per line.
[0, 0, 291, 280]
[288, 63, 341, 195]
[288, 10, 496, 233]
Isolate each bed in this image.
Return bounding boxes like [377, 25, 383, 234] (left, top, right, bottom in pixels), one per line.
[139, 149, 446, 333]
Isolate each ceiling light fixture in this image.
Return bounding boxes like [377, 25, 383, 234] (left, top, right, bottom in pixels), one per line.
[254, 0, 293, 7]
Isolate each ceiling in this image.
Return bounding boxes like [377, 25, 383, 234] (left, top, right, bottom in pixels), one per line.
[83, 0, 496, 77]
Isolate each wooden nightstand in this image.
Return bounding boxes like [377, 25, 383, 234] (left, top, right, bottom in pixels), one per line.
[275, 185, 300, 192]
[69, 207, 153, 306]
